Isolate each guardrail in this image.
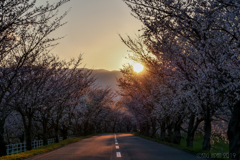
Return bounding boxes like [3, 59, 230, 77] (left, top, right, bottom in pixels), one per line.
[6, 139, 44, 155]
[48, 138, 55, 145]
[6, 142, 26, 155]
[32, 140, 43, 149]
[6, 136, 74, 155]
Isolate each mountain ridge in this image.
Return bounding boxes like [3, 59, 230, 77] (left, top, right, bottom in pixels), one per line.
[83, 68, 123, 91]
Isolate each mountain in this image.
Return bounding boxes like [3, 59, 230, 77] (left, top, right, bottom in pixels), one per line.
[90, 69, 123, 91]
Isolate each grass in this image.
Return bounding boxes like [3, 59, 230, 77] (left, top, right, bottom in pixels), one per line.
[133, 132, 230, 160]
[0, 134, 98, 160]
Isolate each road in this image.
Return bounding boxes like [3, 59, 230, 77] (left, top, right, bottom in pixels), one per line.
[27, 133, 203, 160]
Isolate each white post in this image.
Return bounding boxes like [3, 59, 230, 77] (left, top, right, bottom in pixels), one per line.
[6, 145, 9, 155]
[19, 143, 22, 153]
[24, 142, 26, 152]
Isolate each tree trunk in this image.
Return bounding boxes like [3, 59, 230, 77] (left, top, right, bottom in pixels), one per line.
[119, 123, 122, 132]
[26, 126, 32, 150]
[202, 108, 211, 151]
[186, 114, 203, 148]
[19, 133, 24, 143]
[173, 122, 181, 145]
[187, 114, 195, 147]
[26, 114, 33, 151]
[54, 120, 59, 143]
[167, 125, 173, 143]
[104, 122, 107, 133]
[161, 129, 166, 141]
[62, 130, 68, 140]
[127, 124, 131, 132]
[0, 121, 6, 156]
[187, 134, 194, 147]
[60, 125, 68, 140]
[151, 119, 157, 138]
[160, 122, 166, 141]
[43, 123, 48, 145]
[112, 121, 116, 133]
[55, 126, 59, 143]
[140, 121, 150, 136]
[227, 102, 240, 160]
[21, 113, 33, 151]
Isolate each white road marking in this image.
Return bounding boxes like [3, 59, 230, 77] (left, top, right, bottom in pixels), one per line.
[116, 146, 119, 149]
[116, 152, 121, 157]
[115, 134, 118, 144]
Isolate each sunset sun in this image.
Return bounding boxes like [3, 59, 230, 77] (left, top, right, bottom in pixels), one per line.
[133, 63, 144, 73]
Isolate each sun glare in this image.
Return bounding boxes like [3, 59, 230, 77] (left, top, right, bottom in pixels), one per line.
[133, 63, 144, 73]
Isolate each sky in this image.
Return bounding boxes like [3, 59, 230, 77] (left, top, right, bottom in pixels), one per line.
[37, 0, 142, 71]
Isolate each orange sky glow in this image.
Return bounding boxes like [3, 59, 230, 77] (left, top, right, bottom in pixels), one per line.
[38, 0, 142, 71]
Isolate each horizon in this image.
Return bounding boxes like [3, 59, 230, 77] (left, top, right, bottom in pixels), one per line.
[82, 68, 121, 72]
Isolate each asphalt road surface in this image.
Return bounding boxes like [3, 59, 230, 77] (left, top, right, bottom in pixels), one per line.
[27, 133, 203, 160]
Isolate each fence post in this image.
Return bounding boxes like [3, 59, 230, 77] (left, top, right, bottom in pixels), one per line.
[6, 137, 57, 155]
[24, 142, 27, 152]
[6, 145, 9, 155]
[19, 143, 21, 153]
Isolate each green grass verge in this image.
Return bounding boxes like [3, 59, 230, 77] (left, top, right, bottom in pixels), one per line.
[0, 134, 98, 160]
[133, 132, 230, 160]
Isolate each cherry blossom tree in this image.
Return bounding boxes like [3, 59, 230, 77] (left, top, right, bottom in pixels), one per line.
[50, 67, 95, 142]
[0, 0, 70, 155]
[122, 0, 240, 156]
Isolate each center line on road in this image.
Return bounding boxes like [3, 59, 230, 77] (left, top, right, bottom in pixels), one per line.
[116, 152, 121, 157]
[116, 146, 119, 149]
[114, 134, 118, 144]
